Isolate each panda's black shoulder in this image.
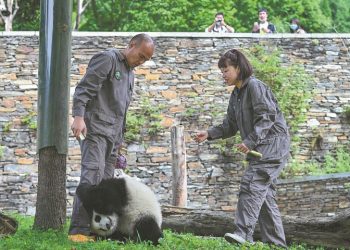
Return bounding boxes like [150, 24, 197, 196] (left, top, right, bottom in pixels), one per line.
[98, 178, 128, 207]
[99, 178, 126, 189]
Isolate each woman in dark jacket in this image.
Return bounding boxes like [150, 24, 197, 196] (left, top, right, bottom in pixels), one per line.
[290, 18, 306, 34]
[195, 49, 290, 248]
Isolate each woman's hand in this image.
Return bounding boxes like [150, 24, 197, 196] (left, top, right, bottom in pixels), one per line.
[236, 143, 250, 154]
[194, 131, 208, 143]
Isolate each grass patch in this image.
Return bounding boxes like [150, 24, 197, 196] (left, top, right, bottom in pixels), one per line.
[0, 214, 331, 250]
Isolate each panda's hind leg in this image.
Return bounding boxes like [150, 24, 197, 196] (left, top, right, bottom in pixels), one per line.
[134, 216, 163, 245]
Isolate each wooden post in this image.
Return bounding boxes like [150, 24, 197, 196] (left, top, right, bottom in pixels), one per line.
[171, 126, 187, 207]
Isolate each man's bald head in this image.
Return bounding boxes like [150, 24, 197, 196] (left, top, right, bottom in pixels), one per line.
[124, 33, 155, 68]
[129, 33, 154, 47]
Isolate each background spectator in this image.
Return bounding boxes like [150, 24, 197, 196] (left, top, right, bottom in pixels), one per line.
[252, 8, 276, 34]
[205, 12, 234, 33]
[290, 18, 306, 34]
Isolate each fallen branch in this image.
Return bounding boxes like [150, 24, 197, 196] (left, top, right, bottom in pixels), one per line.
[161, 205, 350, 249]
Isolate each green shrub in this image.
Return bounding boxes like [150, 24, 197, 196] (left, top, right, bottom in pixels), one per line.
[282, 144, 350, 178]
[21, 112, 37, 130]
[125, 97, 165, 143]
[212, 135, 242, 157]
[2, 122, 11, 132]
[125, 111, 145, 142]
[321, 145, 350, 174]
[281, 159, 320, 178]
[343, 106, 350, 121]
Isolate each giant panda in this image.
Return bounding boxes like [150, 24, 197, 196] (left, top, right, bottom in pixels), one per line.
[76, 176, 163, 245]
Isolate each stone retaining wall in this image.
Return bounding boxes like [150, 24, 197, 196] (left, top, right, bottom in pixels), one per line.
[0, 32, 349, 216]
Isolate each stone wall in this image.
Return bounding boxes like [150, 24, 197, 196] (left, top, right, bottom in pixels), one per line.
[0, 32, 349, 217]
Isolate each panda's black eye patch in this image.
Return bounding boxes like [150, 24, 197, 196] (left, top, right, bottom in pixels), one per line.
[95, 215, 101, 222]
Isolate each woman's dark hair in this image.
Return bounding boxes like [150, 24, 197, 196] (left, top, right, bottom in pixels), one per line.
[290, 18, 300, 25]
[218, 49, 253, 81]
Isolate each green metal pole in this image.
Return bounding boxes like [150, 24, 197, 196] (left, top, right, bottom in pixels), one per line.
[37, 0, 72, 154]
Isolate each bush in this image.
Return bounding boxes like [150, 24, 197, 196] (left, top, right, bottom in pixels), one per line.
[283, 144, 350, 178]
[125, 97, 165, 143]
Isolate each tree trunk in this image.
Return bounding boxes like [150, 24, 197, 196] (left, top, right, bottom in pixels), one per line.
[4, 17, 12, 31]
[75, 0, 82, 30]
[33, 147, 66, 230]
[161, 205, 350, 249]
[74, 0, 90, 30]
[34, 0, 72, 230]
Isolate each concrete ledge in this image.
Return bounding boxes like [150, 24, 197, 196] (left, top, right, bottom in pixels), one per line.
[279, 172, 350, 184]
[1, 31, 350, 39]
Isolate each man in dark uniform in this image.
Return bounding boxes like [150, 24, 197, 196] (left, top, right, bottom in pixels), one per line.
[68, 33, 155, 242]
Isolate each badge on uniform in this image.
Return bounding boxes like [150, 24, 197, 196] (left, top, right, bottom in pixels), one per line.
[115, 71, 121, 80]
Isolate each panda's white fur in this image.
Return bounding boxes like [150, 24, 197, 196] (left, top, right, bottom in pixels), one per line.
[117, 176, 162, 235]
[77, 175, 162, 244]
[91, 211, 118, 237]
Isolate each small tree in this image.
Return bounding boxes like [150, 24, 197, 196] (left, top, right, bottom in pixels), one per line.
[0, 0, 19, 31]
[74, 0, 91, 30]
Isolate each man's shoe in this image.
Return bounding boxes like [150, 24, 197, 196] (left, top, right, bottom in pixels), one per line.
[224, 233, 246, 244]
[68, 234, 95, 243]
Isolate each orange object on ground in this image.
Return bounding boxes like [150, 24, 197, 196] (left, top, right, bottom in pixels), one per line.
[68, 234, 95, 243]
